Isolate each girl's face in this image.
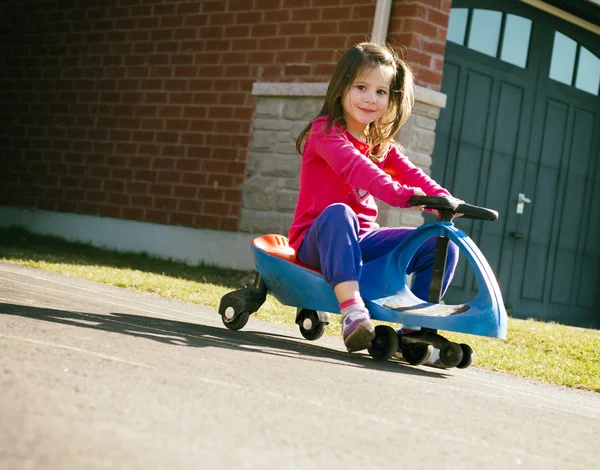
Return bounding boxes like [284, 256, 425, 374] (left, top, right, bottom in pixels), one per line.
[342, 65, 393, 139]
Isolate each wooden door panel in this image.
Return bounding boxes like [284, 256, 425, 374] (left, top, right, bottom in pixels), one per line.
[549, 107, 595, 305]
[576, 162, 600, 310]
[521, 99, 569, 301]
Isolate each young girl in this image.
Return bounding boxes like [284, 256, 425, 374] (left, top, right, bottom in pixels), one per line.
[289, 42, 460, 353]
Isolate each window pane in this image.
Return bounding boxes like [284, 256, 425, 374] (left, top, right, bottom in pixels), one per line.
[500, 14, 532, 68]
[447, 8, 468, 45]
[468, 9, 502, 58]
[575, 47, 600, 95]
[549, 32, 577, 86]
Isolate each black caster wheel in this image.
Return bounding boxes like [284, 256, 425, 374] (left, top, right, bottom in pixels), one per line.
[368, 325, 399, 361]
[401, 342, 434, 365]
[297, 309, 326, 341]
[221, 307, 250, 331]
[456, 343, 474, 369]
[439, 342, 464, 368]
[218, 272, 267, 331]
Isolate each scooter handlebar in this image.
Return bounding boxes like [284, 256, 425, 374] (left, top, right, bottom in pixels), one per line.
[409, 196, 498, 221]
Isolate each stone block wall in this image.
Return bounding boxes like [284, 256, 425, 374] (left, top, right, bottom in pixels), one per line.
[239, 82, 446, 235]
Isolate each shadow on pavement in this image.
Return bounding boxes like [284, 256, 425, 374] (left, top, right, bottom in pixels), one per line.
[0, 301, 450, 379]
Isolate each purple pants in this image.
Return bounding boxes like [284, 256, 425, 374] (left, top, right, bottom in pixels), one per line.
[296, 203, 459, 301]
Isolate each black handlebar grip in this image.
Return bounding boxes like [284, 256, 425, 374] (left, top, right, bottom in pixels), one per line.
[408, 196, 499, 221]
[456, 203, 498, 221]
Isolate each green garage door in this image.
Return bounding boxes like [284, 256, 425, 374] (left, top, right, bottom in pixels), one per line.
[433, 0, 600, 327]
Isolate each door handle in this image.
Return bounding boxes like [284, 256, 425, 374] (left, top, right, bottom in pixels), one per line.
[516, 193, 531, 214]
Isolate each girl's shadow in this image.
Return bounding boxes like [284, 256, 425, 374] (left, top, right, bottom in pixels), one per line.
[0, 301, 449, 378]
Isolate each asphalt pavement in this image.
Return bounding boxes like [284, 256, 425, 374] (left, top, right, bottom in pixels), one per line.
[1, 261, 599, 470]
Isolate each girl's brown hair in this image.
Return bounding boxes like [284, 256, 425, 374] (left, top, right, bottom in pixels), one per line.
[295, 42, 415, 162]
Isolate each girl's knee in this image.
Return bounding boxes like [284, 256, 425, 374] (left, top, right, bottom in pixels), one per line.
[321, 203, 358, 224]
[446, 239, 459, 265]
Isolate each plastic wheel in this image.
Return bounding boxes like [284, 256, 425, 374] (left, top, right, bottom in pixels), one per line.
[297, 309, 326, 341]
[439, 342, 464, 368]
[401, 343, 434, 365]
[456, 343, 474, 369]
[367, 325, 399, 361]
[221, 307, 250, 331]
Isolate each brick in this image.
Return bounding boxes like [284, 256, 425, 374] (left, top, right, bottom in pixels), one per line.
[404, 18, 438, 38]
[287, 35, 316, 49]
[247, 51, 275, 64]
[338, 19, 369, 34]
[145, 93, 168, 104]
[153, 197, 178, 210]
[255, 0, 281, 9]
[427, 8, 450, 28]
[412, 68, 442, 89]
[189, 120, 215, 132]
[251, 23, 278, 37]
[316, 35, 347, 49]
[162, 145, 185, 157]
[231, 38, 259, 51]
[121, 208, 144, 220]
[236, 11, 262, 24]
[86, 190, 108, 203]
[259, 37, 287, 50]
[171, 54, 195, 65]
[291, 9, 321, 22]
[152, 157, 176, 170]
[264, 10, 291, 23]
[282, 0, 311, 7]
[178, 199, 203, 213]
[208, 107, 234, 119]
[203, 201, 230, 215]
[284, 64, 312, 75]
[173, 185, 198, 198]
[202, 0, 227, 13]
[134, 170, 157, 182]
[170, 212, 195, 226]
[220, 216, 239, 231]
[112, 168, 134, 180]
[157, 42, 180, 54]
[392, 3, 428, 21]
[423, 39, 446, 56]
[407, 49, 433, 68]
[186, 146, 212, 158]
[225, 25, 251, 37]
[175, 66, 199, 77]
[108, 193, 130, 205]
[165, 119, 190, 131]
[174, 28, 198, 41]
[126, 182, 149, 194]
[214, 120, 242, 133]
[161, 16, 184, 28]
[131, 195, 153, 207]
[145, 210, 169, 224]
[193, 214, 220, 230]
[182, 132, 209, 145]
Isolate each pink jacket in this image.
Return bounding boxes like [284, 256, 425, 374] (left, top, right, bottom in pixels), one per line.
[288, 116, 451, 251]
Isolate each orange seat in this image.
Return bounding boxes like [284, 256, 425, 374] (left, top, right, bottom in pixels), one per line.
[252, 234, 322, 274]
[252, 234, 297, 263]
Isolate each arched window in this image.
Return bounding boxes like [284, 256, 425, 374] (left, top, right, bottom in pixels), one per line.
[447, 8, 532, 69]
[549, 31, 600, 95]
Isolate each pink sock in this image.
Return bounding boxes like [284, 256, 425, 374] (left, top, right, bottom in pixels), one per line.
[340, 297, 364, 311]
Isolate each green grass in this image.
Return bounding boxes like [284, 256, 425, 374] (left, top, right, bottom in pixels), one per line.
[1, 227, 599, 393]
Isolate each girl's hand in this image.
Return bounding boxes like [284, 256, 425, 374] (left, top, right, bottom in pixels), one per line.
[411, 188, 426, 211]
[450, 197, 465, 219]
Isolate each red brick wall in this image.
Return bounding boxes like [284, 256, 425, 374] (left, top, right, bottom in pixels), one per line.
[388, 0, 452, 90]
[0, 0, 448, 232]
